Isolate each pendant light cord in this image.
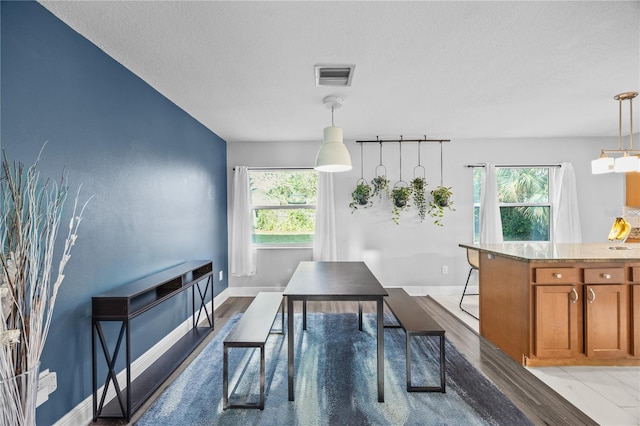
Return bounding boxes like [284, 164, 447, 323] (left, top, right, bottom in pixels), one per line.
[630, 96, 634, 150]
[619, 98, 623, 151]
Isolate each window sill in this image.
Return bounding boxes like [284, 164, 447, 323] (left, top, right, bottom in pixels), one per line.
[255, 245, 313, 250]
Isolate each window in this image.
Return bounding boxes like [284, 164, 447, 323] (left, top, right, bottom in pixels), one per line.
[473, 167, 551, 242]
[249, 169, 318, 246]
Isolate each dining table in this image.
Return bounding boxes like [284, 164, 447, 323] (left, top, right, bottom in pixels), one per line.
[283, 261, 388, 402]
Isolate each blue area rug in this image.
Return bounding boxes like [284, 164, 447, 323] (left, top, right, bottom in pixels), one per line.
[136, 313, 532, 425]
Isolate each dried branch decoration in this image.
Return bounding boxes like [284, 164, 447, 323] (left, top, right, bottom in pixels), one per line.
[0, 146, 90, 426]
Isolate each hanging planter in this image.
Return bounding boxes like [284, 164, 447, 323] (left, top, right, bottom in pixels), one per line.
[428, 141, 455, 226]
[411, 141, 428, 222]
[428, 185, 454, 225]
[349, 179, 372, 212]
[391, 185, 412, 224]
[411, 177, 427, 222]
[349, 144, 372, 212]
[391, 140, 412, 224]
[371, 141, 389, 199]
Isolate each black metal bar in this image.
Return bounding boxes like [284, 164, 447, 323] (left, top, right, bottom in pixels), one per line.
[126, 320, 131, 422]
[465, 163, 562, 168]
[191, 284, 196, 329]
[223, 346, 229, 409]
[92, 320, 97, 421]
[302, 300, 307, 331]
[233, 166, 314, 171]
[194, 277, 212, 327]
[357, 138, 450, 144]
[287, 296, 295, 401]
[96, 322, 126, 417]
[377, 298, 384, 402]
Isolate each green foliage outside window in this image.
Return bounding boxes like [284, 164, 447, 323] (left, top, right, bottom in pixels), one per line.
[249, 170, 318, 245]
[473, 167, 550, 242]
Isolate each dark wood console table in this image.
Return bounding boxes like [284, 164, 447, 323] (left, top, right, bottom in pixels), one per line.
[91, 260, 214, 421]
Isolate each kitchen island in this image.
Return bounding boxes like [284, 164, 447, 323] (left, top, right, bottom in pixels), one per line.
[459, 242, 640, 366]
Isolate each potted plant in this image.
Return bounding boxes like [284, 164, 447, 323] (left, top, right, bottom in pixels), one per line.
[0, 148, 89, 426]
[349, 180, 372, 212]
[410, 177, 427, 222]
[371, 175, 390, 199]
[429, 186, 455, 226]
[391, 186, 412, 224]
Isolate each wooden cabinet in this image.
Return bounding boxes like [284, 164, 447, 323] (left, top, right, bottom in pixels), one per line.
[530, 265, 634, 364]
[626, 171, 640, 207]
[475, 256, 640, 366]
[632, 268, 640, 356]
[633, 285, 640, 356]
[534, 285, 580, 358]
[583, 267, 627, 358]
[584, 284, 628, 358]
[466, 243, 640, 366]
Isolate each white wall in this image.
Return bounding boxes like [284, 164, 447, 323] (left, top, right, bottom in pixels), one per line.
[227, 136, 625, 294]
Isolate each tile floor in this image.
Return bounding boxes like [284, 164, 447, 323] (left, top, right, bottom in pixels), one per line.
[436, 294, 640, 426]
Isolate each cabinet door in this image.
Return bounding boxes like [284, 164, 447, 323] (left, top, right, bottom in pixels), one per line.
[626, 170, 640, 207]
[633, 285, 640, 357]
[534, 285, 580, 358]
[585, 284, 628, 358]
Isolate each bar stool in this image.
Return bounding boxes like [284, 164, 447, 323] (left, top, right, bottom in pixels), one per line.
[459, 248, 479, 320]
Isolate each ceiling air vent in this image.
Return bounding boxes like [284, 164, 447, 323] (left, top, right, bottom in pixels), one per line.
[315, 65, 355, 87]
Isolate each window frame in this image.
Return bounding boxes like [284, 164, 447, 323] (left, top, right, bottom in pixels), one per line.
[248, 168, 318, 249]
[473, 166, 553, 243]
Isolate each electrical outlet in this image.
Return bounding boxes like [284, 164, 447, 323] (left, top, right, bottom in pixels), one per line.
[441, 265, 448, 275]
[219, 270, 224, 281]
[36, 370, 57, 407]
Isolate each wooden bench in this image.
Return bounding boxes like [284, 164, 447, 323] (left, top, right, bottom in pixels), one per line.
[384, 288, 446, 393]
[223, 292, 284, 409]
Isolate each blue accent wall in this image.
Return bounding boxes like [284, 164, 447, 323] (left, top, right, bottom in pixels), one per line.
[1, 2, 228, 423]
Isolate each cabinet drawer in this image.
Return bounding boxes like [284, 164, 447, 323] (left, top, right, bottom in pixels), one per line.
[534, 268, 578, 284]
[584, 268, 625, 284]
[632, 267, 640, 283]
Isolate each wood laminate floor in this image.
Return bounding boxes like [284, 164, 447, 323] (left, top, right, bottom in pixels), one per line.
[99, 296, 606, 426]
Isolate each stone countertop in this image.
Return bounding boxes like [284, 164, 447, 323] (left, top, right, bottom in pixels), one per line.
[459, 242, 640, 262]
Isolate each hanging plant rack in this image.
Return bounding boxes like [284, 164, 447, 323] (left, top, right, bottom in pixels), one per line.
[353, 136, 452, 225]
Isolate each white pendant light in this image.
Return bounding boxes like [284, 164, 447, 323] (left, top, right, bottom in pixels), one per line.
[614, 153, 640, 173]
[591, 150, 614, 174]
[315, 96, 352, 172]
[592, 91, 639, 174]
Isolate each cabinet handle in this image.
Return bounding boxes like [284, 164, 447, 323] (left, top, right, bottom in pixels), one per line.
[588, 288, 596, 304]
[601, 273, 612, 279]
[570, 288, 578, 304]
[553, 273, 563, 279]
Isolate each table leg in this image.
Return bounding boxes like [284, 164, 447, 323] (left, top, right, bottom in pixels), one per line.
[377, 298, 384, 402]
[358, 301, 363, 331]
[288, 296, 295, 401]
[303, 299, 307, 330]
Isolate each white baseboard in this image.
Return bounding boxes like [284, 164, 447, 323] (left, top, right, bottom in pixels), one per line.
[54, 290, 230, 426]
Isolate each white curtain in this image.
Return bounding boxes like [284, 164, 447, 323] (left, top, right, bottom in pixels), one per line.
[480, 163, 504, 244]
[230, 166, 257, 276]
[313, 172, 337, 261]
[551, 162, 582, 243]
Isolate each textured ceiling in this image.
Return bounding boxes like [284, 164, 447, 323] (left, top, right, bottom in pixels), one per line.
[39, 1, 640, 143]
